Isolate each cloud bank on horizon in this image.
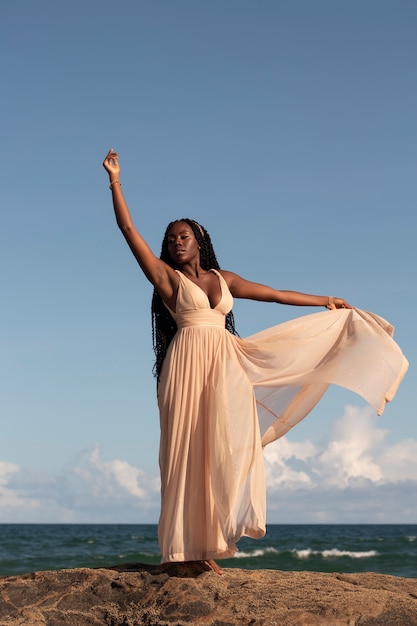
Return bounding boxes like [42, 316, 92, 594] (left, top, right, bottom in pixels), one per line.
[1, 406, 416, 525]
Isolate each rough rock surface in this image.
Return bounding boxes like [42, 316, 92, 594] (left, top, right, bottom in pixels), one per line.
[0, 562, 416, 625]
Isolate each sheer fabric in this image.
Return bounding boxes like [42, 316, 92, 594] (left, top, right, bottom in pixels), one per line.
[157, 270, 408, 563]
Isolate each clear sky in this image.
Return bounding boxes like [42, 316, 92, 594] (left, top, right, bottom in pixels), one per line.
[1, 0, 415, 524]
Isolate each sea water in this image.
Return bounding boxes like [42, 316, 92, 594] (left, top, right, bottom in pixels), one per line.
[0, 524, 415, 578]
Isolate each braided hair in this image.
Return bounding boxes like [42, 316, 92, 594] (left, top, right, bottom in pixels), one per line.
[151, 218, 238, 379]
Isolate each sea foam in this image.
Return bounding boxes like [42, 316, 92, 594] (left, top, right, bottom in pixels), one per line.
[293, 548, 378, 559]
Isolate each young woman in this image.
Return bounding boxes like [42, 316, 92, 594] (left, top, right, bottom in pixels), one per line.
[103, 149, 408, 575]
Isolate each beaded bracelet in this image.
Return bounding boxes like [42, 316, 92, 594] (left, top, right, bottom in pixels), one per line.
[326, 296, 335, 310]
[109, 180, 122, 189]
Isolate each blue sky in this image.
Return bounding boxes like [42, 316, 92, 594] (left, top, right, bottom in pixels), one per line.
[1, 0, 415, 524]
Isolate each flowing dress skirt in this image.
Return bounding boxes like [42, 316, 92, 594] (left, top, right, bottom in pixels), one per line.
[157, 271, 408, 563]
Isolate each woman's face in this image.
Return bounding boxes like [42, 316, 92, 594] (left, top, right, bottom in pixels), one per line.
[167, 221, 200, 265]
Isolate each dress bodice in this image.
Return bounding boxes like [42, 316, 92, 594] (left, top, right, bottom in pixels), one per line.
[165, 269, 233, 329]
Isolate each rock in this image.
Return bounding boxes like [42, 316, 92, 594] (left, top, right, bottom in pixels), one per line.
[0, 562, 416, 625]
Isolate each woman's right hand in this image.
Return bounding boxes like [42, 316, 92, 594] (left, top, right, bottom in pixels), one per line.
[103, 148, 120, 180]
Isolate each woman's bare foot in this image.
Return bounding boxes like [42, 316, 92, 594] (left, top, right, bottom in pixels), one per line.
[204, 559, 225, 575]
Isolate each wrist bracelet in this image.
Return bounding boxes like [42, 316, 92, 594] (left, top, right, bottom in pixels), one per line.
[109, 180, 121, 189]
[326, 296, 335, 310]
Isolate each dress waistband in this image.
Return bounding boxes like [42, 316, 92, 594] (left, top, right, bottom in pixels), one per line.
[174, 309, 226, 329]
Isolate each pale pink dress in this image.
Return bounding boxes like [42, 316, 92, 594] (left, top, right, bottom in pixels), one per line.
[157, 270, 408, 563]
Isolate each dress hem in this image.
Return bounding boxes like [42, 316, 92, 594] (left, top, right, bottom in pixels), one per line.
[160, 527, 266, 563]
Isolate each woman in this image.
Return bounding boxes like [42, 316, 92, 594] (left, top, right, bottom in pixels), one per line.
[103, 149, 408, 575]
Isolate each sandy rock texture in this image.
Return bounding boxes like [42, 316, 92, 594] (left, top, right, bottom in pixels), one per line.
[0, 562, 416, 625]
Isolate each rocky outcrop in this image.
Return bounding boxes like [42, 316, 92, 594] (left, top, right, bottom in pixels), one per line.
[0, 562, 416, 625]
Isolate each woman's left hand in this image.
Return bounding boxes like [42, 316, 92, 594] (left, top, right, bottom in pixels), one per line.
[327, 297, 352, 310]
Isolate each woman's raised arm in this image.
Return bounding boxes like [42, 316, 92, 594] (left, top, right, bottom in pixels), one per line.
[103, 149, 176, 298]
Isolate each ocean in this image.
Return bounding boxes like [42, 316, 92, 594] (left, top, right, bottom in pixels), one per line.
[0, 524, 416, 579]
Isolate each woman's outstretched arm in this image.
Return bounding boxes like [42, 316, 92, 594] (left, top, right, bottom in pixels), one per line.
[220, 270, 351, 309]
[103, 149, 177, 300]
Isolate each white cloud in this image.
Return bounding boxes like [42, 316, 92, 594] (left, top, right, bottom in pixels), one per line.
[379, 439, 417, 482]
[263, 405, 417, 522]
[0, 461, 39, 511]
[264, 405, 416, 490]
[72, 445, 148, 499]
[263, 438, 317, 488]
[0, 447, 161, 523]
[313, 406, 386, 487]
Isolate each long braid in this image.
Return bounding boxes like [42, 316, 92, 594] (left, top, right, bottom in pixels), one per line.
[151, 218, 238, 378]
